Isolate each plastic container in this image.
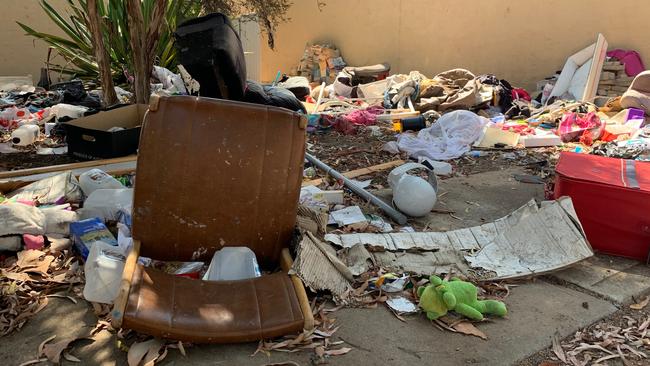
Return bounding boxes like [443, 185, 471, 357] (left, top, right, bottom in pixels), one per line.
[204, 247, 261, 281]
[80, 188, 133, 222]
[79, 169, 125, 196]
[50, 103, 87, 121]
[401, 116, 427, 132]
[83, 242, 126, 304]
[11, 124, 40, 146]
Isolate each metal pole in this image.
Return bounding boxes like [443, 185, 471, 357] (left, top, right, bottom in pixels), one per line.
[305, 153, 408, 225]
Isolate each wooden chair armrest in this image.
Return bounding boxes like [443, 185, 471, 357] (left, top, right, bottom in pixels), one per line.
[281, 248, 314, 331]
[111, 239, 141, 329]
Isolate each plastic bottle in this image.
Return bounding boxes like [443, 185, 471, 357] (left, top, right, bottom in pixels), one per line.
[467, 150, 489, 158]
[79, 169, 125, 196]
[204, 247, 261, 281]
[83, 242, 126, 304]
[11, 124, 40, 146]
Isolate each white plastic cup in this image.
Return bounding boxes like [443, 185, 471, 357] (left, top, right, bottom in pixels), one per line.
[204, 247, 261, 281]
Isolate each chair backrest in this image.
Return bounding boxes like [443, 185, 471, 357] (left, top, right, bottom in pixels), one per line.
[132, 96, 306, 267]
[630, 70, 650, 94]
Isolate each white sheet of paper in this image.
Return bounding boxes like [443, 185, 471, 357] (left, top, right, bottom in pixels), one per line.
[330, 206, 367, 227]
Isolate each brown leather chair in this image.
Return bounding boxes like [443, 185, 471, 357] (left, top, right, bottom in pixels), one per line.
[111, 95, 313, 343]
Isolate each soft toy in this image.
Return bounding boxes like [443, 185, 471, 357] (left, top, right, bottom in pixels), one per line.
[417, 275, 507, 321]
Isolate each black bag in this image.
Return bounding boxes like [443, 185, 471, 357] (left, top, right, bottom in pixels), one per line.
[175, 13, 247, 100]
[243, 81, 306, 113]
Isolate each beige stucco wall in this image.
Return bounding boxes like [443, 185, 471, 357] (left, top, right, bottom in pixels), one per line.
[1, 0, 67, 83]
[261, 0, 650, 91]
[3, 0, 649, 92]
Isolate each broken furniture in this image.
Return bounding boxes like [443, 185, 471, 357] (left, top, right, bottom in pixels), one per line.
[621, 70, 650, 112]
[549, 33, 608, 103]
[111, 95, 313, 343]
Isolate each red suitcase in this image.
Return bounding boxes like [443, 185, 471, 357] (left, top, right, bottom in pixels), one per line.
[554, 152, 650, 261]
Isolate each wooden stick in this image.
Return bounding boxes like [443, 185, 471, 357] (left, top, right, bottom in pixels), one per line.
[111, 239, 141, 329]
[302, 159, 404, 187]
[281, 248, 315, 331]
[0, 155, 136, 180]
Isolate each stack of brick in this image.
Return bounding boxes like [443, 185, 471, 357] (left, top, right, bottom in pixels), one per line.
[597, 59, 635, 97]
[296, 43, 347, 83]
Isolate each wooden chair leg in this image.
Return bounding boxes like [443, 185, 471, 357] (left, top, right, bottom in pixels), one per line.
[111, 239, 141, 329]
[281, 248, 315, 331]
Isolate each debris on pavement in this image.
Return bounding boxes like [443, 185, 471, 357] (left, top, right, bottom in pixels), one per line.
[325, 197, 593, 280]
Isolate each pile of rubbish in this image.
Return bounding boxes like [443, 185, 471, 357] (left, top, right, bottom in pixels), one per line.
[288, 38, 650, 167]
[0, 67, 187, 156]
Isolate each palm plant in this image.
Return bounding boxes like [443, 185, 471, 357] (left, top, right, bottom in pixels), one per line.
[16, 0, 196, 81]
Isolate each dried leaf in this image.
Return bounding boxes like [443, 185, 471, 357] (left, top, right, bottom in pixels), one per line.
[324, 347, 352, 356]
[42, 337, 81, 364]
[552, 333, 567, 363]
[38, 335, 57, 358]
[17, 358, 48, 366]
[127, 339, 164, 366]
[46, 294, 77, 304]
[631, 296, 650, 310]
[63, 352, 81, 362]
[177, 341, 186, 357]
[16, 250, 46, 268]
[453, 322, 487, 340]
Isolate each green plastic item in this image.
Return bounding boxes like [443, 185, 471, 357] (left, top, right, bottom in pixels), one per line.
[417, 275, 507, 321]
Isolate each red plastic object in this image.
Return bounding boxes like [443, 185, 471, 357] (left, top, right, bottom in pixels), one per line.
[554, 152, 650, 260]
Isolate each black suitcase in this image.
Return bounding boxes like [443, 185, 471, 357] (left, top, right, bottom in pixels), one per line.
[175, 13, 247, 100]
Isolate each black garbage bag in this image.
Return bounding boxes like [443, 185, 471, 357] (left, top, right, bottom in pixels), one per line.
[49, 80, 101, 109]
[175, 13, 247, 100]
[243, 81, 306, 113]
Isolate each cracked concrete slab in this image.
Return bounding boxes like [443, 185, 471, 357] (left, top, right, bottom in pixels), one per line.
[552, 254, 650, 303]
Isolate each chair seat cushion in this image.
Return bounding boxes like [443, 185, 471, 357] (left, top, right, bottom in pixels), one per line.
[122, 265, 304, 343]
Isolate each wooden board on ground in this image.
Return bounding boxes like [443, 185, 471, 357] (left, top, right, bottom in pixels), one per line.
[303, 159, 404, 187]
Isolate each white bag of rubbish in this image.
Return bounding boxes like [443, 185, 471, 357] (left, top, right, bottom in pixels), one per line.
[7, 171, 83, 204]
[80, 188, 133, 223]
[397, 110, 486, 160]
[388, 163, 438, 217]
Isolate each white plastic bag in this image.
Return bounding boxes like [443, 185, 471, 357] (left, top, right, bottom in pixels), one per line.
[397, 110, 486, 160]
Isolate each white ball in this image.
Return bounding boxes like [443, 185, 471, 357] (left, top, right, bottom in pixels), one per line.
[393, 175, 437, 217]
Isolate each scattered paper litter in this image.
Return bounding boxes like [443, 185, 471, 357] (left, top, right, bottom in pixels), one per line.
[37, 146, 68, 155]
[386, 297, 417, 314]
[329, 206, 367, 227]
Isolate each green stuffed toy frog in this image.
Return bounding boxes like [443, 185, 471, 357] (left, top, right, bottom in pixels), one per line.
[417, 275, 507, 321]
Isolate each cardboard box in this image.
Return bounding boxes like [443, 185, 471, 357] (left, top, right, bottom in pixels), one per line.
[65, 104, 147, 159]
[69, 218, 118, 260]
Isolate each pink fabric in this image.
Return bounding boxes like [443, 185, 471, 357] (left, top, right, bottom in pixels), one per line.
[558, 112, 603, 143]
[607, 49, 646, 77]
[333, 106, 384, 135]
[23, 234, 44, 250]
